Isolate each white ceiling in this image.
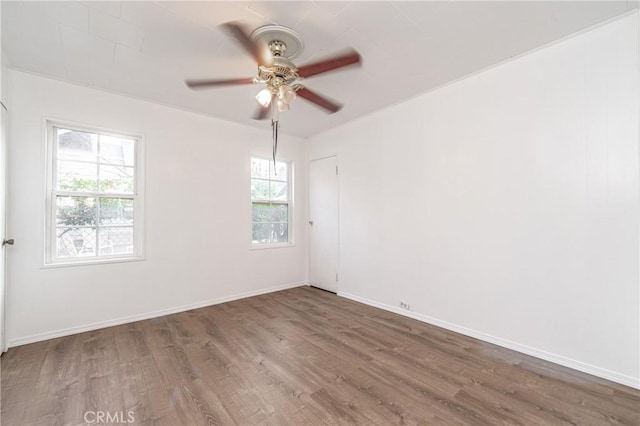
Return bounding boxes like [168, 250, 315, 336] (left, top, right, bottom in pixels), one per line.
[2, 1, 637, 138]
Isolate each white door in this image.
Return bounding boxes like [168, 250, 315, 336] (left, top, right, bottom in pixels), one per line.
[309, 156, 339, 293]
[0, 102, 7, 352]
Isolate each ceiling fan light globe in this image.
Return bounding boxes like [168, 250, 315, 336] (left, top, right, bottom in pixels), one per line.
[256, 88, 272, 107]
[278, 85, 296, 104]
[277, 99, 290, 112]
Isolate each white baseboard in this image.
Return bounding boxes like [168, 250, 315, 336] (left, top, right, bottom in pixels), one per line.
[8, 282, 308, 348]
[338, 291, 640, 390]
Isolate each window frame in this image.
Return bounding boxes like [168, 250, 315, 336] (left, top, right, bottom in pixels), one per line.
[250, 155, 294, 249]
[44, 119, 145, 267]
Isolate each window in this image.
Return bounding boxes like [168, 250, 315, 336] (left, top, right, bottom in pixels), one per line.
[251, 156, 292, 246]
[46, 121, 143, 264]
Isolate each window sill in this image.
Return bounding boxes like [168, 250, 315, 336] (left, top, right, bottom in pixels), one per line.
[250, 243, 296, 251]
[42, 256, 145, 269]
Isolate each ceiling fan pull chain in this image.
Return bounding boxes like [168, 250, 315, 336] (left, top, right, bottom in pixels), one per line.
[272, 119, 279, 172]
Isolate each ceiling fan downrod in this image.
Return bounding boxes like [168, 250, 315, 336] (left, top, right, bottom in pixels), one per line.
[272, 118, 279, 169]
[268, 40, 287, 57]
[271, 100, 280, 171]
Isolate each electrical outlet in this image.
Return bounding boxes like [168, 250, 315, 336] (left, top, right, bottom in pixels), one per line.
[400, 301, 410, 310]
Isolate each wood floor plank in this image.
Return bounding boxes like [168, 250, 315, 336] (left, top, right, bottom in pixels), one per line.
[2, 286, 638, 425]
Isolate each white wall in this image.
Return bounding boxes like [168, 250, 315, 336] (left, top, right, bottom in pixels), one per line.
[7, 71, 308, 345]
[308, 14, 640, 388]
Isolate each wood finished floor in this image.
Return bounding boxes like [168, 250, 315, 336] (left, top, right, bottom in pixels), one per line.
[1, 286, 639, 425]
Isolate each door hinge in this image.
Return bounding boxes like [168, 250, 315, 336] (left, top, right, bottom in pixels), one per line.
[336, 165, 338, 175]
[336, 273, 339, 282]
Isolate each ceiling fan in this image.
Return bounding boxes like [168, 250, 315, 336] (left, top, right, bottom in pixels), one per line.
[186, 22, 362, 117]
[185, 22, 362, 164]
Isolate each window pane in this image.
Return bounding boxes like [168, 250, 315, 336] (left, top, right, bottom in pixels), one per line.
[100, 135, 135, 166]
[99, 165, 134, 194]
[252, 203, 270, 223]
[271, 222, 288, 243]
[270, 181, 288, 201]
[56, 227, 96, 258]
[251, 157, 269, 179]
[100, 198, 134, 225]
[57, 161, 98, 192]
[56, 196, 96, 227]
[271, 161, 288, 181]
[252, 222, 288, 244]
[251, 179, 269, 200]
[57, 129, 97, 162]
[252, 222, 271, 244]
[252, 203, 287, 223]
[98, 227, 134, 255]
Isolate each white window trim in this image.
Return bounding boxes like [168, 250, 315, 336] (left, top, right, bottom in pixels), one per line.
[44, 118, 145, 267]
[249, 155, 295, 249]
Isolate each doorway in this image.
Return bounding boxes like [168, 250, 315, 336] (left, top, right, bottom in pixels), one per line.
[308, 156, 339, 293]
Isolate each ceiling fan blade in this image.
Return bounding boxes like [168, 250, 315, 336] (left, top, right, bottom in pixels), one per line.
[185, 77, 255, 89]
[220, 22, 272, 67]
[296, 50, 361, 78]
[297, 87, 342, 113]
[253, 105, 270, 120]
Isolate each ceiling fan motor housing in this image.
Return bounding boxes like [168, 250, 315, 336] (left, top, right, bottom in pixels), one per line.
[258, 56, 300, 94]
